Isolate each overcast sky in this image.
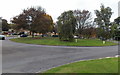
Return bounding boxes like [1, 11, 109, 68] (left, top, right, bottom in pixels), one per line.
[0, 0, 119, 23]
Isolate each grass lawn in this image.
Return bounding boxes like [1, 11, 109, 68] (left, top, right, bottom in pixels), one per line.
[10, 37, 117, 46]
[43, 57, 118, 73]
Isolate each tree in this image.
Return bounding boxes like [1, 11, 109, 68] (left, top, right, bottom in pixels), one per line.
[82, 27, 96, 39]
[2, 19, 9, 31]
[94, 4, 113, 40]
[32, 13, 53, 35]
[114, 17, 120, 40]
[114, 17, 120, 25]
[52, 23, 58, 35]
[57, 10, 77, 41]
[74, 10, 92, 37]
[11, 6, 53, 37]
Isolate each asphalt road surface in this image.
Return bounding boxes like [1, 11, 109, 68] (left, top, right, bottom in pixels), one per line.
[2, 37, 118, 73]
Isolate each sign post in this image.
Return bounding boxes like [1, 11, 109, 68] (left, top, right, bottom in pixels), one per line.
[74, 36, 78, 43]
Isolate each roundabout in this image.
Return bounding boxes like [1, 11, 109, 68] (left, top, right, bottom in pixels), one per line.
[2, 37, 118, 73]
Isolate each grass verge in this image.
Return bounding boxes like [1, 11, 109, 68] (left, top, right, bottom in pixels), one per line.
[10, 37, 118, 46]
[43, 57, 118, 73]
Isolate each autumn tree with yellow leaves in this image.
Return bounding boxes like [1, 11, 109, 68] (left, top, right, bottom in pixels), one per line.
[11, 6, 53, 37]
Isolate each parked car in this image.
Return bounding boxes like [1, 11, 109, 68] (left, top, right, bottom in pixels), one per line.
[0, 35, 5, 40]
[20, 34, 28, 37]
[114, 36, 120, 41]
[12, 33, 18, 35]
[52, 35, 59, 37]
[18, 32, 25, 35]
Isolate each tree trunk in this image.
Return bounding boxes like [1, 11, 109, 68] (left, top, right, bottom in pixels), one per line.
[32, 32, 34, 38]
[30, 31, 31, 35]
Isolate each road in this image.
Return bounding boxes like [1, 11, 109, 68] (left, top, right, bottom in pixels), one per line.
[2, 37, 118, 73]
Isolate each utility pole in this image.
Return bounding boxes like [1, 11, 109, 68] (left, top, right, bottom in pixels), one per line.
[118, 1, 120, 17]
[0, 17, 2, 34]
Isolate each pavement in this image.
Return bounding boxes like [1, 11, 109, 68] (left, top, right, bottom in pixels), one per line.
[1, 37, 119, 73]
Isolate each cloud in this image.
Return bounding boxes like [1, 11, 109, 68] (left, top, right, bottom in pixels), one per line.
[0, 0, 119, 23]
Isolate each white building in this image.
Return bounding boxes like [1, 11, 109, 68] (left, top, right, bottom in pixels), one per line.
[118, 1, 120, 16]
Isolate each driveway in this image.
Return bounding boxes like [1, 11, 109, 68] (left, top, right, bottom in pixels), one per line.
[2, 37, 118, 73]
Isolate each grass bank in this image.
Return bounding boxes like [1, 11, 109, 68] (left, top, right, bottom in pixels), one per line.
[43, 57, 118, 73]
[10, 37, 117, 46]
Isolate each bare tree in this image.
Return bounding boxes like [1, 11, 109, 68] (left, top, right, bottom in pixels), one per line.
[74, 10, 92, 37]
